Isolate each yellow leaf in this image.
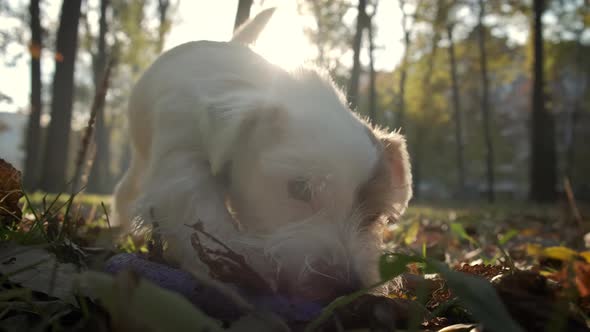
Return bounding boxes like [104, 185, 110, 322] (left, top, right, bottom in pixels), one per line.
[521, 228, 539, 237]
[404, 220, 420, 245]
[525, 243, 543, 256]
[579, 251, 590, 263]
[541, 246, 578, 261]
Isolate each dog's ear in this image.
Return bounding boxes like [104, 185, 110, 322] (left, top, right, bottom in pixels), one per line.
[378, 131, 413, 215]
[201, 90, 284, 175]
[231, 8, 276, 45]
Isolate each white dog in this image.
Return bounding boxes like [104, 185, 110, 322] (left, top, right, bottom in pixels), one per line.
[112, 9, 412, 303]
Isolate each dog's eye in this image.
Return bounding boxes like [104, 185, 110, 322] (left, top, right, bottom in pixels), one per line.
[287, 177, 312, 202]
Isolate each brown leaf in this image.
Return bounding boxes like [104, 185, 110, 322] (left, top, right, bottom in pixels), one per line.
[322, 294, 432, 331]
[0, 158, 23, 223]
[494, 270, 588, 331]
[573, 261, 590, 297]
[438, 323, 482, 332]
[455, 264, 508, 280]
[550, 260, 590, 298]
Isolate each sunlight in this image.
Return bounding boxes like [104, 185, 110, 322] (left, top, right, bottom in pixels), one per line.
[250, 5, 317, 71]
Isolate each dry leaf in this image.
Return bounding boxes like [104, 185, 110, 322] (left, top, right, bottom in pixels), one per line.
[573, 262, 590, 297]
[541, 246, 579, 262]
[0, 243, 79, 304]
[0, 158, 23, 223]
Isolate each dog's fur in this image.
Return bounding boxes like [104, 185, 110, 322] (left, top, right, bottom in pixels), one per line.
[112, 10, 412, 302]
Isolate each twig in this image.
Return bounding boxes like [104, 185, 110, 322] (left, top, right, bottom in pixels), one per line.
[101, 202, 111, 230]
[564, 177, 584, 228]
[188, 221, 274, 294]
[71, 57, 115, 195]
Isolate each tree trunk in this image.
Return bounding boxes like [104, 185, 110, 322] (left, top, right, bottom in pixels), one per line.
[529, 0, 557, 202]
[39, 0, 82, 193]
[156, 0, 171, 53]
[234, 0, 253, 31]
[446, 23, 466, 197]
[396, 0, 411, 130]
[23, 0, 42, 191]
[412, 27, 440, 200]
[347, 0, 367, 111]
[88, 0, 110, 194]
[477, 0, 495, 203]
[310, 0, 326, 67]
[367, 13, 376, 123]
[564, 28, 584, 182]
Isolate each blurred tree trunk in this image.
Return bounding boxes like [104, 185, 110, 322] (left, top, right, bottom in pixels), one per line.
[412, 5, 441, 200]
[234, 0, 253, 30]
[156, 0, 171, 53]
[447, 23, 465, 196]
[367, 6, 377, 123]
[39, 0, 82, 193]
[477, 0, 495, 203]
[87, 0, 110, 194]
[564, 28, 584, 182]
[347, 0, 367, 110]
[23, 0, 42, 191]
[396, 0, 411, 130]
[309, 0, 326, 66]
[530, 0, 557, 202]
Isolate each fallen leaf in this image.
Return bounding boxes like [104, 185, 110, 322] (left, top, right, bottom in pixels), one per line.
[404, 220, 420, 245]
[541, 246, 579, 262]
[0, 158, 23, 223]
[0, 243, 79, 304]
[438, 323, 481, 332]
[579, 251, 590, 263]
[573, 262, 590, 297]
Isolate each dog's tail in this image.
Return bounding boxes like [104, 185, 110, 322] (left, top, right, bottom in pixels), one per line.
[231, 7, 276, 45]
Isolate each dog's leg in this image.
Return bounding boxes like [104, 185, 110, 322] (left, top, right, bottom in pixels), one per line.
[111, 150, 145, 230]
[134, 98, 240, 271]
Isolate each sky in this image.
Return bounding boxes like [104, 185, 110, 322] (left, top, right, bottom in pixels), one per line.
[0, 0, 405, 113]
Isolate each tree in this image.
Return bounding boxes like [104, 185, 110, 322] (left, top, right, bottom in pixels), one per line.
[22, 0, 42, 190]
[529, 0, 557, 202]
[156, 0, 172, 52]
[446, 19, 466, 196]
[234, 0, 253, 30]
[477, 0, 495, 202]
[87, 0, 111, 193]
[347, 0, 367, 110]
[563, 29, 586, 183]
[299, 0, 353, 74]
[367, 2, 377, 123]
[395, 0, 417, 130]
[39, 0, 83, 193]
[545, 0, 589, 183]
[411, 0, 443, 199]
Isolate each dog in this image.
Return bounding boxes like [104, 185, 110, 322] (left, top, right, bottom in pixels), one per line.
[112, 9, 412, 303]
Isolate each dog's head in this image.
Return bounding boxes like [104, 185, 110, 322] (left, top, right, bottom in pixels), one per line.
[202, 67, 412, 302]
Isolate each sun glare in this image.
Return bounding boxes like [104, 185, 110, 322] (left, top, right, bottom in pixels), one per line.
[250, 5, 316, 70]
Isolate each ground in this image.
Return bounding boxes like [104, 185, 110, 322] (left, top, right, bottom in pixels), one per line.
[1, 161, 590, 331]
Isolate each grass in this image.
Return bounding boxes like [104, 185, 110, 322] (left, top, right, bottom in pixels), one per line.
[25, 192, 111, 210]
